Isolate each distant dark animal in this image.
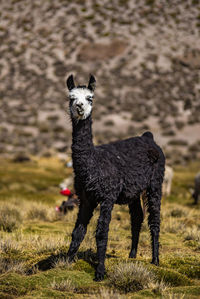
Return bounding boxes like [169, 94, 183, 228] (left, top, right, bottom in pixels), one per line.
[65, 74, 165, 281]
[57, 193, 79, 214]
[192, 172, 200, 205]
[58, 197, 79, 214]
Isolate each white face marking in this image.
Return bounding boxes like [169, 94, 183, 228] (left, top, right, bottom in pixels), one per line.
[69, 88, 94, 120]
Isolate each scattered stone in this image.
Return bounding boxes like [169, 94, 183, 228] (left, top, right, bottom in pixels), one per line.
[0, 1, 199, 164]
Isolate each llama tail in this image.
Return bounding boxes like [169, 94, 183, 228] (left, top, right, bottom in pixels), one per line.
[142, 131, 159, 163]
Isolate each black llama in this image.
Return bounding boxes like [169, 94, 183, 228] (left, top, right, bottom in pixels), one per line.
[66, 74, 165, 281]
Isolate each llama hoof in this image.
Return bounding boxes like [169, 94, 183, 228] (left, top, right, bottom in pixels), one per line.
[94, 272, 104, 281]
[129, 250, 136, 258]
[151, 258, 159, 266]
[94, 264, 105, 281]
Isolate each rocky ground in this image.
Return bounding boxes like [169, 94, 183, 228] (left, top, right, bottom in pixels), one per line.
[0, 0, 200, 164]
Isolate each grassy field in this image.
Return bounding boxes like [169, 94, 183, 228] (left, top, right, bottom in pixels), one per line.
[0, 157, 199, 298]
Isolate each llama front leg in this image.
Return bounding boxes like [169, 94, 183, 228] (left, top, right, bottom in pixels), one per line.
[146, 187, 161, 266]
[129, 199, 144, 258]
[67, 200, 95, 262]
[95, 200, 113, 281]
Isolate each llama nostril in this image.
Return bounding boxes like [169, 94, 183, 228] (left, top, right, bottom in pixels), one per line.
[77, 103, 83, 108]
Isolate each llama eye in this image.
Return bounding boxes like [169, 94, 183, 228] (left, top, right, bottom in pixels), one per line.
[87, 96, 93, 103]
[69, 96, 75, 101]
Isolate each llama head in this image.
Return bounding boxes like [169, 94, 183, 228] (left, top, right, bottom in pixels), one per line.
[66, 75, 96, 121]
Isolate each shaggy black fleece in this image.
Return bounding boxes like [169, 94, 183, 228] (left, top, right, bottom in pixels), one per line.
[66, 75, 165, 281]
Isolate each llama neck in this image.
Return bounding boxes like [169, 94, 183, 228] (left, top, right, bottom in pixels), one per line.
[71, 115, 94, 155]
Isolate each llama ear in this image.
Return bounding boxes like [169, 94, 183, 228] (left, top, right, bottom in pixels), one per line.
[66, 75, 75, 91]
[88, 75, 96, 92]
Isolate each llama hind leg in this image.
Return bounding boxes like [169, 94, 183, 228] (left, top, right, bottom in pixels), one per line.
[146, 186, 161, 266]
[67, 200, 96, 262]
[129, 198, 144, 258]
[95, 200, 114, 281]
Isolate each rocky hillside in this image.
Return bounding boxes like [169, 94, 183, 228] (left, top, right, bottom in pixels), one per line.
[0, 0, 200, 163]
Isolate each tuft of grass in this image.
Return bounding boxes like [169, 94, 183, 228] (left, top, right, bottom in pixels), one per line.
[108, 261, 155, 292]
[53, 257, 72, 270]
[0, 257, 26, 275]
[162, 217, 185, 234]
[0, 233, 68, 255]
[184, 226, 200, 244]
[152, 279, 169, 295]
[90, 288, 126, 298]
[0, 206, 22, 232]
[26, 204, 48, 221]
[0, 238, 20, 254]
[29, 235, 68, 254]
[170, 208, 187, 218]
[50, 278, 76, 292]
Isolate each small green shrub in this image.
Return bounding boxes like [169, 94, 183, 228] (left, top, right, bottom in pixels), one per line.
[108, 262, 155, 292]
[151, 267, 192, 286]
[164, 256, 200, 279]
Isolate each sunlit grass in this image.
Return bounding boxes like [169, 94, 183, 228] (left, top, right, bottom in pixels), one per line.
[0, 157, 199, 298]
